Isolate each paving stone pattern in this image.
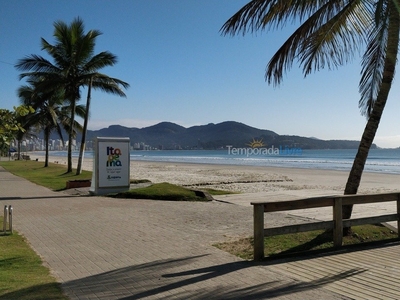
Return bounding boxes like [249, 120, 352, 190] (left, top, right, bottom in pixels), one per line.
[0, 167, 349, 299]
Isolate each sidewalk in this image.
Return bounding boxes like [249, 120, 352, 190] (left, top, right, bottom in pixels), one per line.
[0, 167, 350, 299]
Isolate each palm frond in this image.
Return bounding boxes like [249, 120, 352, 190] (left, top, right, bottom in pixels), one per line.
[222, 0, 376, 85]
[76, 29, 102, 64]
[263, 1, 348, 84]
[221, 0, 338, 35]
[299, 0, 372, 76]
[359, 0, 390, 117]
[83, 51, 118, 73]
[15, 55, 60, 74]
[221, 0, 274, 35]
[90, 74, 129, 97]
[41, 38, 69, 69]
[74, 104, 87, 119]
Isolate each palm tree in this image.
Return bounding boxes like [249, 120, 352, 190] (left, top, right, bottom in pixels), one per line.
[15, 17, 129, 173]
[18, 80, 86, 167]
[18, 82, 63, 166]
[221, 1, 400, 228]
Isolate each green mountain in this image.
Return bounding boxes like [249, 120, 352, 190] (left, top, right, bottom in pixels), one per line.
[83, 121, 373, 150]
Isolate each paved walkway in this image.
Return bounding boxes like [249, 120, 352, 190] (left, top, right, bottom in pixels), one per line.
[0, 166, 397, 299]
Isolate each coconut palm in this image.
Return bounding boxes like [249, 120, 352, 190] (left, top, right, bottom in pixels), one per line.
[18, 82, 63, 165]
[221, 1, 400, 227]
[18, 80, 86, 167]
[15, 17, 130, 173]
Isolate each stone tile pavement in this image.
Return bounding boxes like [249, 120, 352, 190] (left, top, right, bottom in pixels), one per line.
[0, 166, 354, 299]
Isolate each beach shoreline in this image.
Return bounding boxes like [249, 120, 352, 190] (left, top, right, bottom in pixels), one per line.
[27, 153, 400, 195]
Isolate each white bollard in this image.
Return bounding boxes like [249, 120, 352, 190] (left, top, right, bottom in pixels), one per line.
[8, 205, 12, 233]
[3, 205, 8, 233]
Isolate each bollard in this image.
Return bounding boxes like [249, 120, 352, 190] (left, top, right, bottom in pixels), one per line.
[8, 205, 12, 233]
[3, 205, 8, 233]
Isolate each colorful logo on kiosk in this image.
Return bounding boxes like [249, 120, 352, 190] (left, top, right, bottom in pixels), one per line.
[106, 146, 122, 167]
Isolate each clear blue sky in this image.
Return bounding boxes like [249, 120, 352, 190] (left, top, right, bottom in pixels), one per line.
[1, 0, 400, 148]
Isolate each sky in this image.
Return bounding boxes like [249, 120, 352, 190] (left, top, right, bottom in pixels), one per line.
[1, 1, 400, 148]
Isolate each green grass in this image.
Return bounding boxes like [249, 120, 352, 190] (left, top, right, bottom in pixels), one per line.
[0, 160, 91, 191]
[0, 161, 232, 199]
[115, 182, 211, 201]
[0, 218, 67, 300]
[214, 224, 399, 260]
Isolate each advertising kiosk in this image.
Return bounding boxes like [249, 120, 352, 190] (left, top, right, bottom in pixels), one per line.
[90, 137, 130, 195]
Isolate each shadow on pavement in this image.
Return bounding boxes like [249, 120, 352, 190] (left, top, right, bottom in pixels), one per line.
[54, 254, 361, 299]
[262, 238, 400, 266]
[0, 195, 88, 201]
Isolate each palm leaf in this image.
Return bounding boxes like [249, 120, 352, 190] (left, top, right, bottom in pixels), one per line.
[298, 0, 371, 76]
[221, 0, 373, 85]
[359, 0, 390, 116]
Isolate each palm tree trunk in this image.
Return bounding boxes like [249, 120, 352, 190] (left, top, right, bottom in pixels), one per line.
[76, 77, 92, 175]
[342, 4, 400, 232]
[67, 97, 77, 173]
[17, 139, 21, 160]
[44, 128, 49, 167]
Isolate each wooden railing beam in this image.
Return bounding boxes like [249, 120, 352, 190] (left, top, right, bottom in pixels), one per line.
[251, 192, 400, 260]
[397, 194, 400, 238]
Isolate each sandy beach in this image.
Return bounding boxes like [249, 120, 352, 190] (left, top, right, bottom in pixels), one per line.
[29, 153, 400, 195]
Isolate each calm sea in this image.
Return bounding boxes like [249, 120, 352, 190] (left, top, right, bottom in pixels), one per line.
[34, 148, 400, 175]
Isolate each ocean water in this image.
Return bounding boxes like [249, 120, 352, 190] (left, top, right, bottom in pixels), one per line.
[36, 148, 400, 175]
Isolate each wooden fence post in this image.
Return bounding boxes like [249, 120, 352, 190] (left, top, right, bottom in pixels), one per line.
[253, 204, 264, 260]
[397, 193, 400, 239]
[333, 197, 343, 247]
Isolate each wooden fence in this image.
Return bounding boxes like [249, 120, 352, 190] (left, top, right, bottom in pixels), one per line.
[251, 192, 400, 260]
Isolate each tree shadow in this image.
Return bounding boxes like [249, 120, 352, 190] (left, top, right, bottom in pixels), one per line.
[0, 282, 66, 300]
[264, 236, 400, 265]
[0, 257, 24, 267]
[0, 254, 365, 300]
[0, 256, 67, 300]
[271, 230, 334, 257]
[0, 195, 81, 201]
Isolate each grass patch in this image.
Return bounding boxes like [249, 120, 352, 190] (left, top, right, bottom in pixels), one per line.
[115, 182, 210, 201]
[0, 161, 231, 198]
[0, 160, 91, 191]
[0, 217, 67, 300]
[214, 224, 398, 260]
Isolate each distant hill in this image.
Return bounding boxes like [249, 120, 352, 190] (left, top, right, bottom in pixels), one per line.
[70, 121, 373, 150]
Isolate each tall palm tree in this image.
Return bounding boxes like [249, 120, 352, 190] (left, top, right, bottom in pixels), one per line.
[15, 17, 130, 173]
[222, 1, 400, 227]
[18, 80, 86, 167]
